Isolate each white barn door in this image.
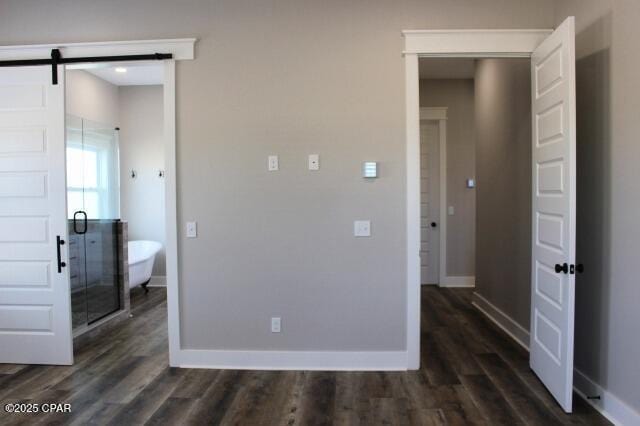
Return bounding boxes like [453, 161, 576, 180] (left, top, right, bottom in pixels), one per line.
[530, 16, 576, 412]
[0, 66, 73, 365]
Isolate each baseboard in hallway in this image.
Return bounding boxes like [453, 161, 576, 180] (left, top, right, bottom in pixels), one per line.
[471, 291, 638, 426]
[471, 292, 529, 350]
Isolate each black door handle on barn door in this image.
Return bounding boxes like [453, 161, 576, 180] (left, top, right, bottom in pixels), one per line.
[555, 263, 569, 274]
[56, 236, 66, 273]
[431, 222, 437, 228]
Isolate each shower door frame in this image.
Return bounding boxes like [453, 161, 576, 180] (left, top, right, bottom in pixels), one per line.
[0, 38, 195, 366]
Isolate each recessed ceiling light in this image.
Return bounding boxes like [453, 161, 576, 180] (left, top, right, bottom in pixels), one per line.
[115, 67, 127, 73]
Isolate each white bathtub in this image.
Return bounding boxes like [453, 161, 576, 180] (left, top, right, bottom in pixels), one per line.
[128, 240, 162, 291]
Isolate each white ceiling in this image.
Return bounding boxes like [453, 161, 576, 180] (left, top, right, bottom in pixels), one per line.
[419, 58, 476, 79]
[79, 62, 164, 86]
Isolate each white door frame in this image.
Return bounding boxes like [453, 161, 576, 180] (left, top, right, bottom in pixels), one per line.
[419, 107, 447, 286]
[0, 38, 196, 366]
[403, 29, 552, 369]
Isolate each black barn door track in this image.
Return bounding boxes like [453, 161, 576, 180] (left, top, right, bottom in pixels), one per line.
[0, 48, 172, 84]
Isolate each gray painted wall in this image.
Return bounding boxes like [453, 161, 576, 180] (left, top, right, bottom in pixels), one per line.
[554, 0, 640, 414]
[118, 86, 166, 277]
[0, 0, 556, 351]
[473, 59, 532, 329]
[419, 79, 476, 277]
[66, 70, 119, 127]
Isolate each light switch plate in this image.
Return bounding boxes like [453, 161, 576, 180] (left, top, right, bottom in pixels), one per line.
[466, 178, 475, 188]
[354, 220, 371, 237]
[186, 221, 197, 238]
[448, 206, 455, 216]
[268, 155, 279, 171]
[308, 154, 320, 171]
[271, 317, 281, 333]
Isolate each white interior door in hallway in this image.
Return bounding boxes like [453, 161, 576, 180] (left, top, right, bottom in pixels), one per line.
[0, 65, 73, 365]
[529, 16, 577, 413]
[420, 120, 440, 285]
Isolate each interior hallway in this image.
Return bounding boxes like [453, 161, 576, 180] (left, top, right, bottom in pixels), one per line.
[0, 287, 609, 425]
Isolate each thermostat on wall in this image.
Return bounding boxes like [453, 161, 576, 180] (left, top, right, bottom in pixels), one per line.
[466, 178, 475, 188]
[363, 162, 377, 178]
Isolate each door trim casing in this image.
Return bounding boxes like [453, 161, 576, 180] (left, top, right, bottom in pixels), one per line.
[402, 29, 552, 370]
[0, 38, 196, 367]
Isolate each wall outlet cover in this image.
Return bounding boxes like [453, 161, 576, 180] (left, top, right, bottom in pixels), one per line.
[271, 317, 281, 333]
[186, 221, 197, 238]
[354, 220, 371, 237]
[308, 154, 320, 171]
[268, 155, 279, 171]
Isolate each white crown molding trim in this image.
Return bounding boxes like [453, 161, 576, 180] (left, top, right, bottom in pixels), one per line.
[472, 291, 639, 425]
[0, 38, 197, 61]
[439, 276, 475, 288]
[176, 350, 408, 371]
[402, 29, 552, 57]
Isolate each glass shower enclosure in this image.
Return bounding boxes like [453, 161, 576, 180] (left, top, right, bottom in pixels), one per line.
[66, 115, 122, 330]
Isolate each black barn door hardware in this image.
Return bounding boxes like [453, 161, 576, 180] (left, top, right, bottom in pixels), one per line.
[56, 236, 66, 273]
[0, 49, 173, 84]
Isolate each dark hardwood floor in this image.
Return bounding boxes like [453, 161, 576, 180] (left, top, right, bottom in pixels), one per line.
[0, 286, 609, 425]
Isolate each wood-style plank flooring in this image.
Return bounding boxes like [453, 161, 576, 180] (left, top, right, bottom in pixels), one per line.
[0, 286, 610, 425]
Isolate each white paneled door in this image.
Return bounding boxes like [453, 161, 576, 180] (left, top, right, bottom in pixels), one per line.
[530, 16, 576, 412]
[420, 120, 440, 284]
[0, 66, 73, 365]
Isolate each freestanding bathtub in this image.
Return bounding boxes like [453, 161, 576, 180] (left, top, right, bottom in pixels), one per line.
[128, 240, 162, 292]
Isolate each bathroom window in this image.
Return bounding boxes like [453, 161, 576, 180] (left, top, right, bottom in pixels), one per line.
[66, 116, 120, 219]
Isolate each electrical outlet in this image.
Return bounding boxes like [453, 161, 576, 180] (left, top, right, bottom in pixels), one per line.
[186, 221, 197, 238]
[271, 317, 281, 333]
[268, 155, 279, 171]
[308, 154, 320, 170]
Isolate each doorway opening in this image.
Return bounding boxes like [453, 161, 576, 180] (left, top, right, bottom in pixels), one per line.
[0, 38, 191, 369]
[418, 54, 533, 357]
[65, 61, 168, 337]
[418, 58, 531, 295]
[404, 20, 577, 413]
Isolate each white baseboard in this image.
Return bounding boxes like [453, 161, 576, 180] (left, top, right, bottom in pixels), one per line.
[174, 349, 408, 371]
[472, 291, 639, 425]
[573, 368, 640, 426]
[472, 292, 529, 350]
[149, 275, 167, 287]
[439, 275, 475, 288]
